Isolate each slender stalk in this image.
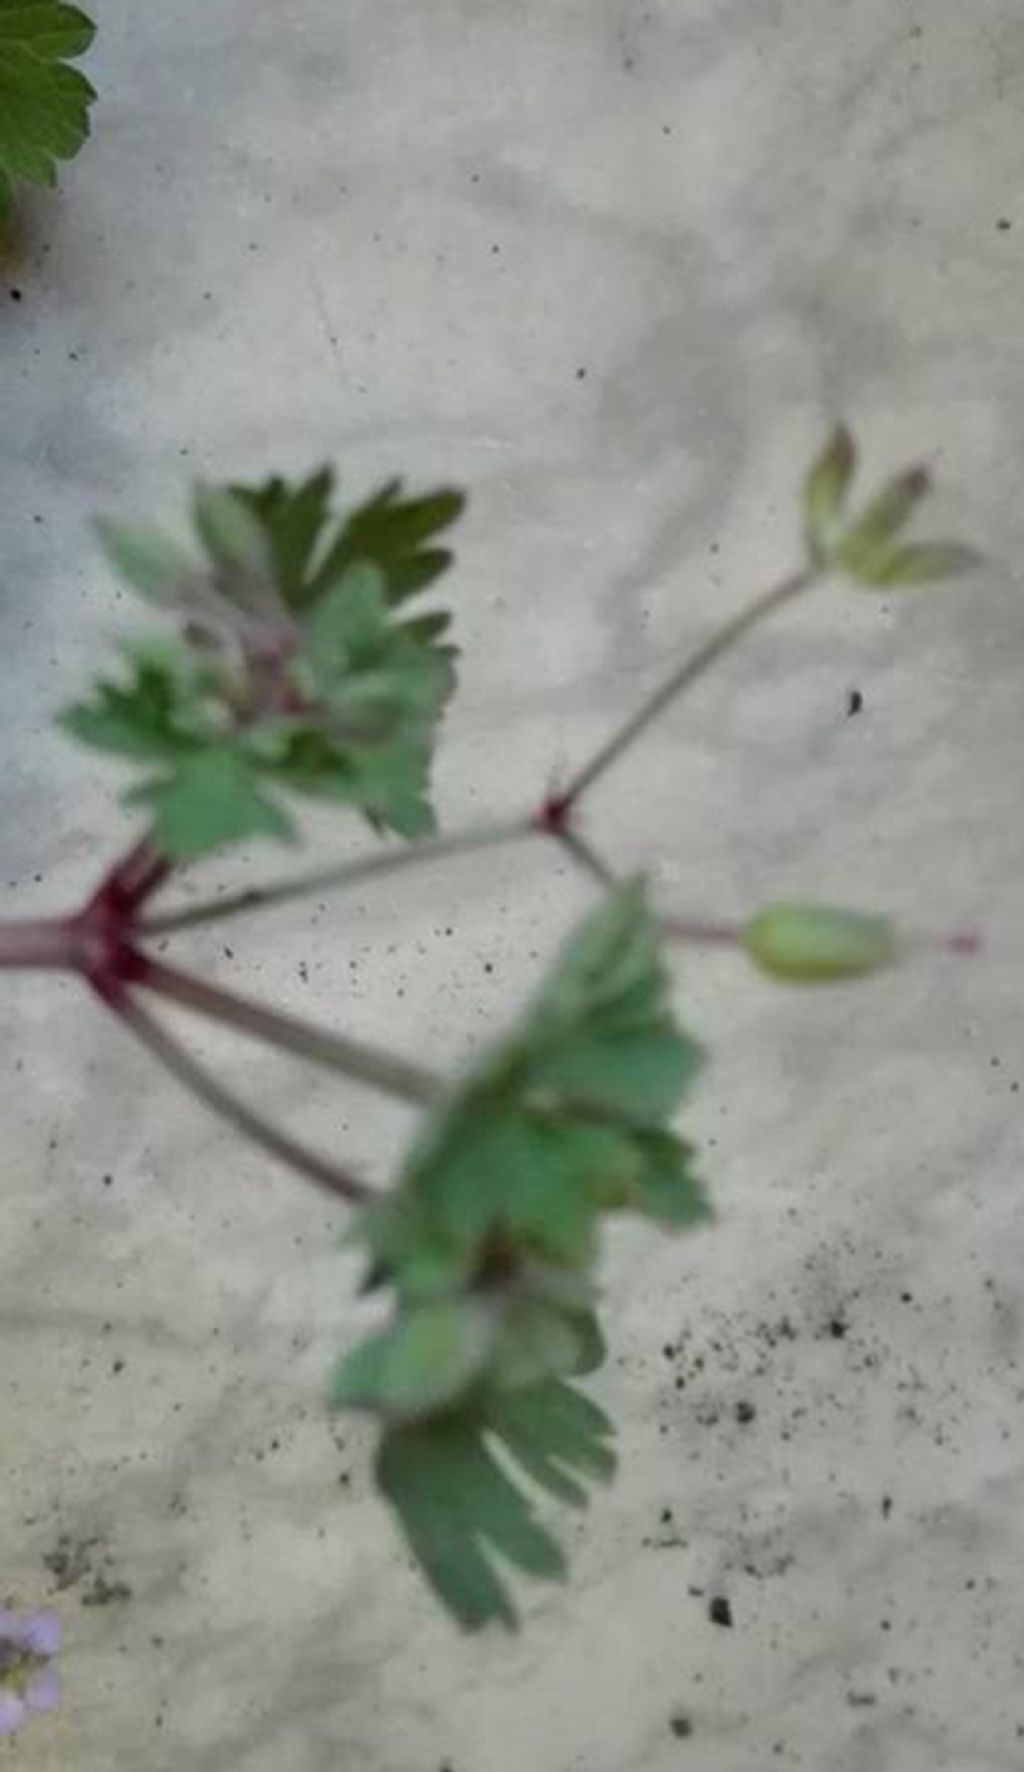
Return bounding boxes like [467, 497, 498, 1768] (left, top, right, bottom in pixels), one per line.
[111, 993, 373, 1205]
[662, 915, 743, 947]
[0, 919, 77, 970]
[900, 927, 982, 958]
[138, 956, 444, 1107]
[91, 833, 171, 916]
[555, 831, 744, 946]
[558, 567, 817, 808]
[141, 815, 535, 936]
[553, 828, 618, 890]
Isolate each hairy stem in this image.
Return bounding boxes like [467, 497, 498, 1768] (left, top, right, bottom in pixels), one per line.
[111, 993, 373, 1205]
[138, 957, 444, 1107]
[558, 567, 817, 808]
[141, 816, 534, 936]
[0, 919, 77, 970]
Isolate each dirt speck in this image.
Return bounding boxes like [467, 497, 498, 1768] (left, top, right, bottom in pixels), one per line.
[43, 1533, 131, 1607]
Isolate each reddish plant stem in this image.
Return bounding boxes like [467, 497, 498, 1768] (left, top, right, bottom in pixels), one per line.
[552, 827, 617, 888]
[110, 992, 373, 1205]
[137, 955, 443, 1106]
[0, 919, 78, 970]
[141, 815, 533, 937]
[942, 930, 981, 956]
[662, 916, 743, 947]
[89, 833, 172, 918]
[0, 832, 168, 976]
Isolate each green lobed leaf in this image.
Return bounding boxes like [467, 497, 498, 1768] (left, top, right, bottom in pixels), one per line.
[94, 518, 197, 606]
[127, 747, 294, 860]
[313, 480, 466, 607]
[256, 701, 447, 841]
[301, 561, 390, 680]
[486, 1377, 616, 1488]
[0, 1, 93, 53]
[231, 469, 465, 612]
[625, 1130, 713, 1226]
[520, 879, 703, 1133]
[359, 1117, 601, 1304]
[60, 640, 213, 761]
[68, 467, 461, 855]
[357, 882, 707, 1302]
[377, 1378, 612, 1629]
[489, 1296, 603, 1391]
[192, 484, 273, 581]
[0, 3, 96, 214]
[337, 888, 692, 1627]
[229, 469, 335, 608]
[330, 1298, 496, 1422]
[62, 645, 299, 858]
[377, 1411, 566, 1631]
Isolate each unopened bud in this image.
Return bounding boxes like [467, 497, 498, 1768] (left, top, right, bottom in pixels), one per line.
[742, 902, 897, 983]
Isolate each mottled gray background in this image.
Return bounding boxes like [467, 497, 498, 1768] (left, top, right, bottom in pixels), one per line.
[3, 3, 1024, 1768]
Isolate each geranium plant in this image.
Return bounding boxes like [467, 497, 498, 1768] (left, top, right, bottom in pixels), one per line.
[0, 430, 979, 1634]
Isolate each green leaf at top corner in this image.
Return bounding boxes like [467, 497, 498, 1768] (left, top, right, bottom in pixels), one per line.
[0, 3, 96, 58]
[0, 4, 97, 208]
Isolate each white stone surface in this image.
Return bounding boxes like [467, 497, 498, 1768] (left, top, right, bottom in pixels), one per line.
[3, 1, 1024, 1767]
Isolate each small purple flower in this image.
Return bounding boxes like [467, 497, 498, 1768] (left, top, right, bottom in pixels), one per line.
[0, 1609, 61, 1737]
